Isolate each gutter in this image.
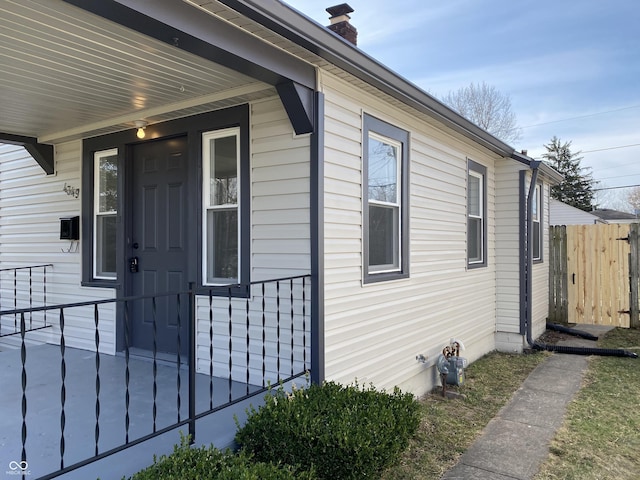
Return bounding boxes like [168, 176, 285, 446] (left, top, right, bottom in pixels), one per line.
[523, 161, 541, 346]
[218, 0, 515, 158]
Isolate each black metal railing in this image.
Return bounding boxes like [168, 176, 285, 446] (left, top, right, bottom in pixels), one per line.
[0, 264, 53, 337]
[1, 275, 311, 480]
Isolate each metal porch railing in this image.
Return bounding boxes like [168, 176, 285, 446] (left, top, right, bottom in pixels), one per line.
[0, 264, 53, 337]
[0, 274, 311, 480]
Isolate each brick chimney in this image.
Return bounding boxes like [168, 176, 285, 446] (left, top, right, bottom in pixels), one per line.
[326, 4, 357, 46]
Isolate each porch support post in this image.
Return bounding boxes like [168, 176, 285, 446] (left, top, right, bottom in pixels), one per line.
[0, 133, 54, 175]
[310, 91, 325, 385]
[188, 285, 196, 442]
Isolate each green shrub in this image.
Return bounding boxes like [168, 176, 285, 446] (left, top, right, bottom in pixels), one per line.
[126, 434, 312, 480]
[235, 381, 420, 480]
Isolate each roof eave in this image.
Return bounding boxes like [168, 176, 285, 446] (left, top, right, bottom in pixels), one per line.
[511, 151, 564, 185]
[219, 0, 515, 157]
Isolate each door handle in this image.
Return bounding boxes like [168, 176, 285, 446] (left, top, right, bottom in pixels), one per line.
[129, 256, 139, 273]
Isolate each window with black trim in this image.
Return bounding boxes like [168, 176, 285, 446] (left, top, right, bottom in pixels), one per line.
[532, 183, 543, 262]
[363, 114, 409, 283]
[467, 160, 487, 268]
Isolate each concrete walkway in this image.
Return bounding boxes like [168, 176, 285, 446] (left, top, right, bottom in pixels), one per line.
[441, 325, 613, 480]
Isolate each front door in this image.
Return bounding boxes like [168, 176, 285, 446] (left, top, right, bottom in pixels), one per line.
[129, 136, 190, 355]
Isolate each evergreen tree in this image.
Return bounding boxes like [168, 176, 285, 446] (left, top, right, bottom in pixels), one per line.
[542, 136, 595, 212]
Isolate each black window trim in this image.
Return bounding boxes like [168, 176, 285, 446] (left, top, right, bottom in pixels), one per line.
[362, 113, 410, 284]
[81, 105, 250, 295]
[467, 159, 487, 269]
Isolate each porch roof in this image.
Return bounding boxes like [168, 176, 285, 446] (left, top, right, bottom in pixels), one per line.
[0, 0, 314, 145]
[2, 0, 529, 164]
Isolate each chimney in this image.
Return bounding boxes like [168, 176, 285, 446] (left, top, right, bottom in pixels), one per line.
[326, 4, 357, 46]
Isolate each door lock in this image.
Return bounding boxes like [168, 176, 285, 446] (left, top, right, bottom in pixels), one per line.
[129, 256, 139, 273]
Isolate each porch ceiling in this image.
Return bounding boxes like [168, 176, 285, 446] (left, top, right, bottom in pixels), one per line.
[0, 0, 274, 143]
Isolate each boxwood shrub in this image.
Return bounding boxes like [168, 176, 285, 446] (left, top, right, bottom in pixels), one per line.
[235, 381, 420, 479]
[125, 434, 312, 480]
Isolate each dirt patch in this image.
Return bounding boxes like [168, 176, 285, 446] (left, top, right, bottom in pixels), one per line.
[537, 329, 573, 344]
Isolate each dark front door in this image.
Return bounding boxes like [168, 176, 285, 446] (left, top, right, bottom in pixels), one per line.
[129, 136, 190, 355]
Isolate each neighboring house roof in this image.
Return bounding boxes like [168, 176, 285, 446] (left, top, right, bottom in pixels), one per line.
[549, 199, 606, 225]
[591, 209, 639, 223]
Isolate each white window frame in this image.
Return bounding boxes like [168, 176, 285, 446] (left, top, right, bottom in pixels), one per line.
[367, 131, 402, 274]
[93, 148, 118, 280]
[532, 183, 542, 262]
[202, 128, 241, 286]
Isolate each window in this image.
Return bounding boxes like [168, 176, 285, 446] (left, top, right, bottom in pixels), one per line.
[202, 128, 240, 285]
[93, 149, 118, 279]
[467, 160, 487, 267]
[363, 114, 409, 283]
[532, 183, 542, 262]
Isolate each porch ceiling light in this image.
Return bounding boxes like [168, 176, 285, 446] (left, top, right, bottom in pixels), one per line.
[134, 120, 148, 139]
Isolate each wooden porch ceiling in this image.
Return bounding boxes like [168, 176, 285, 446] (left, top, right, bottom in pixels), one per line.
[0, 0, 276, 143]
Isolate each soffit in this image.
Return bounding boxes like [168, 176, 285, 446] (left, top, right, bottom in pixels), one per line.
[191, 1, 480, 138]
[0, 0, 272, 143]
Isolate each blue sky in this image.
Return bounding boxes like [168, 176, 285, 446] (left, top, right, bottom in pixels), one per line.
[284, 0, 640, 209]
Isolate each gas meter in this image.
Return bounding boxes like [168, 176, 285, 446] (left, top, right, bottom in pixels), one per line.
[436, 339, 468, 387]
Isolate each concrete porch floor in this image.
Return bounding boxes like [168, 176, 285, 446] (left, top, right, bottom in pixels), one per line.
[0, 343, 267, 479]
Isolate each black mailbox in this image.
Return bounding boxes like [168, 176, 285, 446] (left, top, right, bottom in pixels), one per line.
[60, 216, 80, 240]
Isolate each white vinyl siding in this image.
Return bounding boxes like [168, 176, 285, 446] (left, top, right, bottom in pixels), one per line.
[0, 142, 115, 353]
[195, 96, 311, 381]
[495, 164, 551, 351]
[494, 160, 526, 351]
[531, 182, 551, 339]
[322, 75, 497, 396]
[549, 198, 603, 225]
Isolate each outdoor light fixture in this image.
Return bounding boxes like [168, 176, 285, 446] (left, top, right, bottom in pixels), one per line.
[134, 120, 148, 139]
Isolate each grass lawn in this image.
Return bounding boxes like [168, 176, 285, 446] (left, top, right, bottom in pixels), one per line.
[382, 349, 548, 479]
[534, 327, 640, 480]
[383, 327, 640, 480]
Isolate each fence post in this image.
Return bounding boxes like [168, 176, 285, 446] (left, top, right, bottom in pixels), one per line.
[629, 224, 639, 328]
[560, 225, 568, 322]
[548, 226, 557, 322]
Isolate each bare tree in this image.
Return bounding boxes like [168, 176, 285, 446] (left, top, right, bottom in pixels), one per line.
[441, 82, 521, 144]
[627, 186, 640, 214]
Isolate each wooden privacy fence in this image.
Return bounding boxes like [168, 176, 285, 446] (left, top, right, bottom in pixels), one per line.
[549, 223, 640, 328]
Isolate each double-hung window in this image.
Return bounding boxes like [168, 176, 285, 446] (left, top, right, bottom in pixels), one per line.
[202, 128, 241, 285]
[93, 148, 118, 279]
[467, 160, 487, 267]
[532, 183, 542, 262]
[363, 114, 409, 283]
